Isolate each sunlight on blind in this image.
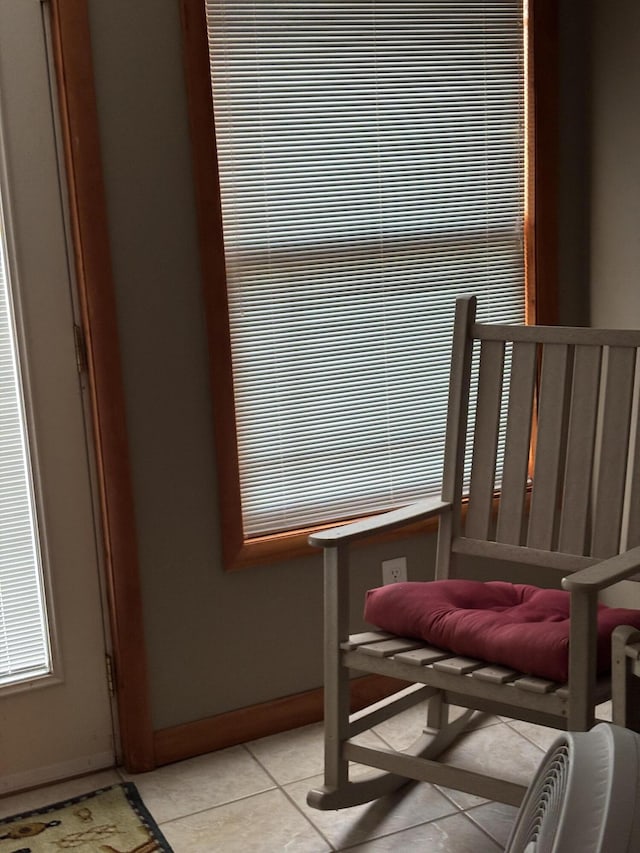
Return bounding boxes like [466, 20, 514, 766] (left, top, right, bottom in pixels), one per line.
[205, 1, 526, 536]
[0, 219, 50, 686]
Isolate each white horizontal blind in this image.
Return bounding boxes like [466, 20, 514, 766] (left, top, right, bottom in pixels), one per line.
[0, 224, 50, 685]
[205, 0, 526, 536]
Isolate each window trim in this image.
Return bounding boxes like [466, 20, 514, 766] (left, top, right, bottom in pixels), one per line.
[180, 0, 558, 571]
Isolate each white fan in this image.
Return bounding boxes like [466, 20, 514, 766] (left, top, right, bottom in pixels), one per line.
[506, 723, 640, 852]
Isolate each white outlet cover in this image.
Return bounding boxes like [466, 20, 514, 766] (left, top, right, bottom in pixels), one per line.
[382, 557, 407, 584]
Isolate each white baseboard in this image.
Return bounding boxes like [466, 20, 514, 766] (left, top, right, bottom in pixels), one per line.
[0, 750, 115, 796]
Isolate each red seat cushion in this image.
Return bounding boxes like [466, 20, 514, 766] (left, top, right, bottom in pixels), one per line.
[364, 580, 640, 683]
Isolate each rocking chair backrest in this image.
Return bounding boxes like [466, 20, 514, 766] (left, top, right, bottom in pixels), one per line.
[437, 296, 640, 580]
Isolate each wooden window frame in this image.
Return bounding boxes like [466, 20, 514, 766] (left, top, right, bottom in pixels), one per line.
[180, 0, 558, 571]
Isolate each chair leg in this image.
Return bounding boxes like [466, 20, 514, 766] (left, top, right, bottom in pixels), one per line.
[307, 697, 475, 811]
[612, 626, 640, 732]
[322, 657, 350, 793]
[426, 693, 449, 730]
[322, 546, 350, 793]
[307, 766, 411, 810]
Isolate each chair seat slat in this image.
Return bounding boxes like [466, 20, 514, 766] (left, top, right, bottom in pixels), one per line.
[394, 647, 451, 666]
[472, 666, 520, 684]
[341, 631, 394, 650]
[359, 638, 425, 658]
[513, 676, 557, 694]
[433, 657, 484, 675]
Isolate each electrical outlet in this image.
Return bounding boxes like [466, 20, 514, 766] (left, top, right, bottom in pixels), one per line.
[382, 557, 407, 584]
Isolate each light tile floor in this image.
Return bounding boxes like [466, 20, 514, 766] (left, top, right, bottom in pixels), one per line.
[0, 702, 612, 852]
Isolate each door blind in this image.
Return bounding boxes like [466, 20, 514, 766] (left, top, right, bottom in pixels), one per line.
[0, 223, 50, 685]
[204, 0, 526, 537]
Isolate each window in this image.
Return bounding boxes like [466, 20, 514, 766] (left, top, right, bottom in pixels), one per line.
[0, 193, 50, 686]
[181, 0, 557, 569]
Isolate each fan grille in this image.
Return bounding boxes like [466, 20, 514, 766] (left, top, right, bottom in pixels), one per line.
[507, 723, 640, 853]
[507, 740, 571, 852]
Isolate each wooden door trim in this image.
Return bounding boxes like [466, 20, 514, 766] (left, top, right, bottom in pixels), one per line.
[48, 0, 154, 772]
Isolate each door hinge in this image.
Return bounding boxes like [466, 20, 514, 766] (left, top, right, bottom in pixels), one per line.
[73, 323, 88, 374]
[105, 653, 116, 697]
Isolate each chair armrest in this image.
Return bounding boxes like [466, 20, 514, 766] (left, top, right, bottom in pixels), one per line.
[562, 544, 640, 592]
[308, 498, 451, 548]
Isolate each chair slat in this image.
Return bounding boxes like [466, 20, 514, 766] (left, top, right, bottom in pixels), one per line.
[472, 666, 520, 684]
[623, 352, 640, 550]
[496, 341, 537, 545]
[591, 346, 636, 558]
[394, 647, 451, 666]
[442, 296, 476, 510]
[527, 344, 570, 550]
[436, 296, 476, 579]
[341, 631, 394, 650]
[466, 340, 505, 540]
[433, 657, 484, 675]
[474, 323, 640, 348]
[558, 345, 602, 554]
[513, 676, 557, 694]
[626, 431, 640, 550]
[453, 536, 597, 571]
[359, 638, 425, 658]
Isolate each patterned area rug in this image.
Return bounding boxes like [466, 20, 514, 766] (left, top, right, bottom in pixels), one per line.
[0, 782, 172, 852]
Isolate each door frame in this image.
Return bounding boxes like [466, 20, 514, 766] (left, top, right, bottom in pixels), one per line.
[48, 0, 154, 773]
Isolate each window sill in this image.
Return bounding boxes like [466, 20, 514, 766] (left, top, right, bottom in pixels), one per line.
[223, 490, 522, 571]
[225, 512, 441, 571]
[225, 495, 503, 571]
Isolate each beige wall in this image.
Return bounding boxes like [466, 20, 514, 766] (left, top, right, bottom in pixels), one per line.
[590, 0, 640, 329]
[589, 0, 640, 609]
[558, 0, 591, 327]
[87, 0, 590, 730]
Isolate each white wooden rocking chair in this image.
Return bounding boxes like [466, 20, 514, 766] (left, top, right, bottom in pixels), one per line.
[308, 295, 640, 810]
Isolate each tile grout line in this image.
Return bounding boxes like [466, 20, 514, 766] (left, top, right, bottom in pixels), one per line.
[501, 720, 548, 753]
[241, 737, 330, 786]
[154, 784, 281, 828]
[240, 743, 338, 851]
[244, 733, 473, 853]
[119, 716, 531, 849]
[120, 747, 280, 828]
[241, 721, 510, 851]
[432, 785, 476, 814]
[6, 750, 512, 850]
[335, 809, 503, 853]
[240, 741, 328, 791]
[239, 739, 463, 852]
[463, 805, 513, 851]
[459, 811, 506, 852]
[278, 782, 338, 852]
